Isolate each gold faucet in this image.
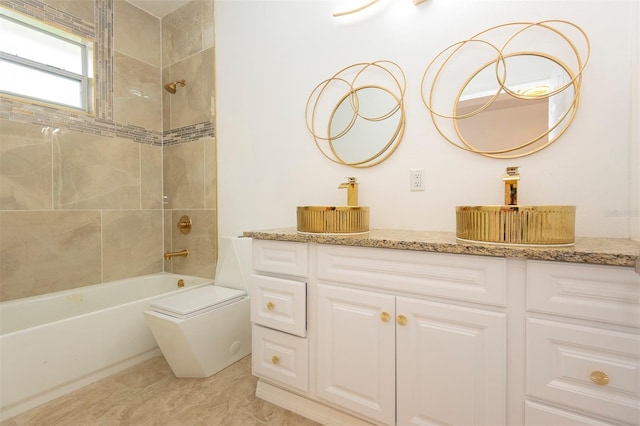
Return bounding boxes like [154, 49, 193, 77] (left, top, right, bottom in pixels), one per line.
[503, 166, 520, 206]
[338, 177, 358, 206]
[164, 249, 188, 260]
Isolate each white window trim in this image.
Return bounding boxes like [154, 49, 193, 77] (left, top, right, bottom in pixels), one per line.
[0, 10, 93, 113]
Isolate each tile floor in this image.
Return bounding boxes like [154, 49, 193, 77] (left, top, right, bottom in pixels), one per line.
[1, 355, 320, 426]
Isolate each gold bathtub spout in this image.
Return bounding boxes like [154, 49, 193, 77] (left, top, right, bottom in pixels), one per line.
[164, 249, 188, 260]
[338, 177, 359, 206]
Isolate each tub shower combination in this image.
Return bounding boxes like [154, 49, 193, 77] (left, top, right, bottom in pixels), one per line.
[0, 273, 212, 420]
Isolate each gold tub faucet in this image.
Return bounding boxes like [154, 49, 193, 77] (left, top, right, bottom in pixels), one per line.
[503, 166, 520, 206]
[164, 249, 189, 260]
[338, 177, 359, 206]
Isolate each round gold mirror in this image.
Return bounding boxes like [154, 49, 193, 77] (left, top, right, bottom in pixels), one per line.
[306, 61, 406, 168]
[421, 20, 590, 158]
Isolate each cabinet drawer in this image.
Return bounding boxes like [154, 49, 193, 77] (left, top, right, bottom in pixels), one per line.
[317, 244, 506, 306]
[525, 400, 615, 425]
[251, 274, 306, 337]
[253, 240, 308, 277]
[526, 318, 640, 424]
[252, 325, 308, 392]
[527, 260, 640, 327]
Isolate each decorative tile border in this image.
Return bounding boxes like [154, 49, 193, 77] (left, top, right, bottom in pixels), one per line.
[0, 97, 162, 144]
[1, 98, 213, 146]
[163, 121, 215, 145]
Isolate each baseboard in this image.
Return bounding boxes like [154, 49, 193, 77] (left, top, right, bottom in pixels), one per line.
[255, 380, 373, 426]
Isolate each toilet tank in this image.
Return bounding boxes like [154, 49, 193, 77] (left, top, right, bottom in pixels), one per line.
[215, 237, 253, 294]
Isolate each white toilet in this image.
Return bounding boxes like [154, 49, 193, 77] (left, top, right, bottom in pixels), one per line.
[144, 237, 253, 378]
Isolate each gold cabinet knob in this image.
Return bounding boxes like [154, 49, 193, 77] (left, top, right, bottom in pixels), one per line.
[271, 355, 280, 365]
[380, 311, 391, 322]
[266, 301, 275, 311]
[397, 315, 407, 326]
[590, 371, 609, 386]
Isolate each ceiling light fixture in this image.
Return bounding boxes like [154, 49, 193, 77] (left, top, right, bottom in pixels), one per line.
[333, 0, 429, 17]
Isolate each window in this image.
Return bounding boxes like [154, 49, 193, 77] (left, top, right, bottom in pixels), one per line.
[0, 7, 93, 112]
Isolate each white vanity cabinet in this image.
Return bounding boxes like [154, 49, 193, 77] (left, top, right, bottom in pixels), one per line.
[524, 260, 640, 425]
[249, 236, 640, 426]
[315, 244, 507, 425]
[250, 240, 309, 393]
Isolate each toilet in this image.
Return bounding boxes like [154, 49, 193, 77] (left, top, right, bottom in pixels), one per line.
[144, 237, 253, 378]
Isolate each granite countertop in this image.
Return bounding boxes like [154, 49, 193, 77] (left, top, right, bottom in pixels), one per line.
[243, 228, 640, 269]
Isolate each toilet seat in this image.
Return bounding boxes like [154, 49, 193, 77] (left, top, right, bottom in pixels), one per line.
[149, 285, 246, 319]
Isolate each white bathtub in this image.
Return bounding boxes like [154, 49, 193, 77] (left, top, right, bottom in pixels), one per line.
[0, 273, 213, 421]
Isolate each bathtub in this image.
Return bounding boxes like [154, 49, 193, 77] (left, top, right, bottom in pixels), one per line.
[0, 273, 213, 421]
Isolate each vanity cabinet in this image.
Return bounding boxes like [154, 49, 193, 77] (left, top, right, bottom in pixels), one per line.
[249, 237, 640, 426]
[315, 244, 507, 425]
[524, 260, 640, 425]
[250, 240, 309, 393]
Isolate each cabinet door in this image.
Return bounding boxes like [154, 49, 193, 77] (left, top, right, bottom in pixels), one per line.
[316, 284, 396, 425]
[396, 297, 507, 426]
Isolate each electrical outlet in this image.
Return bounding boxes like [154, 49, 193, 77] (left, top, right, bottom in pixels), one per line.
[410, 168, 425, 191]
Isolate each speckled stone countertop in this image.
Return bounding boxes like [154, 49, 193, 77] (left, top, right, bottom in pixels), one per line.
[243, 228, 640, 269]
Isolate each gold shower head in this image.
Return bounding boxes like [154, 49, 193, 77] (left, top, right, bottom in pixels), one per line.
[164, 79, 186, 94]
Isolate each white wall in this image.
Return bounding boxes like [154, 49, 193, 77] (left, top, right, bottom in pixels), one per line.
[215, 0, 639, 240]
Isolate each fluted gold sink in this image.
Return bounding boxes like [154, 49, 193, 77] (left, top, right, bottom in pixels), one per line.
[456, 205, 575, 246]
[297, 206, 370, 235]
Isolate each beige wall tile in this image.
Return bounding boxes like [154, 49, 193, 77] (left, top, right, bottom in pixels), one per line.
[114, 0, 161, 67]
[202, 0, 215, 50]
[161, 1, 202, 67]
[204, 136, 217, 209]
[162, 73, 171, 131]
[163, 209, 173, 272]
[163, 140, 205, 209]
[0, 119, 52, 210]
[168, 209, 216, 279]
[0, 0, 218, 301]
[102, 210, 164, 282]
[53, 130, 140, 210]
[113, 52, 162, 131]
[141, 143, 163, 209]
[0, 211, 102, 302]
[166, 48, 214, 129]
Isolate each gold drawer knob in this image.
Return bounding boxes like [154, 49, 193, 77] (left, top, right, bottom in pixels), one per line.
[397, 315, 407, 326]
[271, 355, 280, 365]
[380, 311, 390, 322]
[266, 301, 275, 311]
[590, 371, 609, 386]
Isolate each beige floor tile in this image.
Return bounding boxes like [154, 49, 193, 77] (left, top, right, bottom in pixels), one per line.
[1, 356, 320, 426]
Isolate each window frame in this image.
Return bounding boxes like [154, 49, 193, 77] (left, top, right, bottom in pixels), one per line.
[0, 9, 93, 113]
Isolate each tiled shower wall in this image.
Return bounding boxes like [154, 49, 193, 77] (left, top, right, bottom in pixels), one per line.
[0, 0, 217, 301]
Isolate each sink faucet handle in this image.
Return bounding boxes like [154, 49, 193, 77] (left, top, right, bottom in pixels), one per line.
[345, 177, 357, 184]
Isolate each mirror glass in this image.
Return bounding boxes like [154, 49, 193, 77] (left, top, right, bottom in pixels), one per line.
[420, 20, 590, 158]
[306, 61, 406, 168]
[453, 53, 577, 158]
[329, 86, 402, 164]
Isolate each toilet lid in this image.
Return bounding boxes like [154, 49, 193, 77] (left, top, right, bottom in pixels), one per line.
[150, 285, 246, 319]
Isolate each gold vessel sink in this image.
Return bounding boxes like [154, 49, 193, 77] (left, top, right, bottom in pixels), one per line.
[456, 205, 575, 246]
[297, 206, 370, 235]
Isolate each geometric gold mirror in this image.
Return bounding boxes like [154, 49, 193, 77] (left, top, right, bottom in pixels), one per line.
[421, 20, 590, 158]
[305, 60, 406, 167]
